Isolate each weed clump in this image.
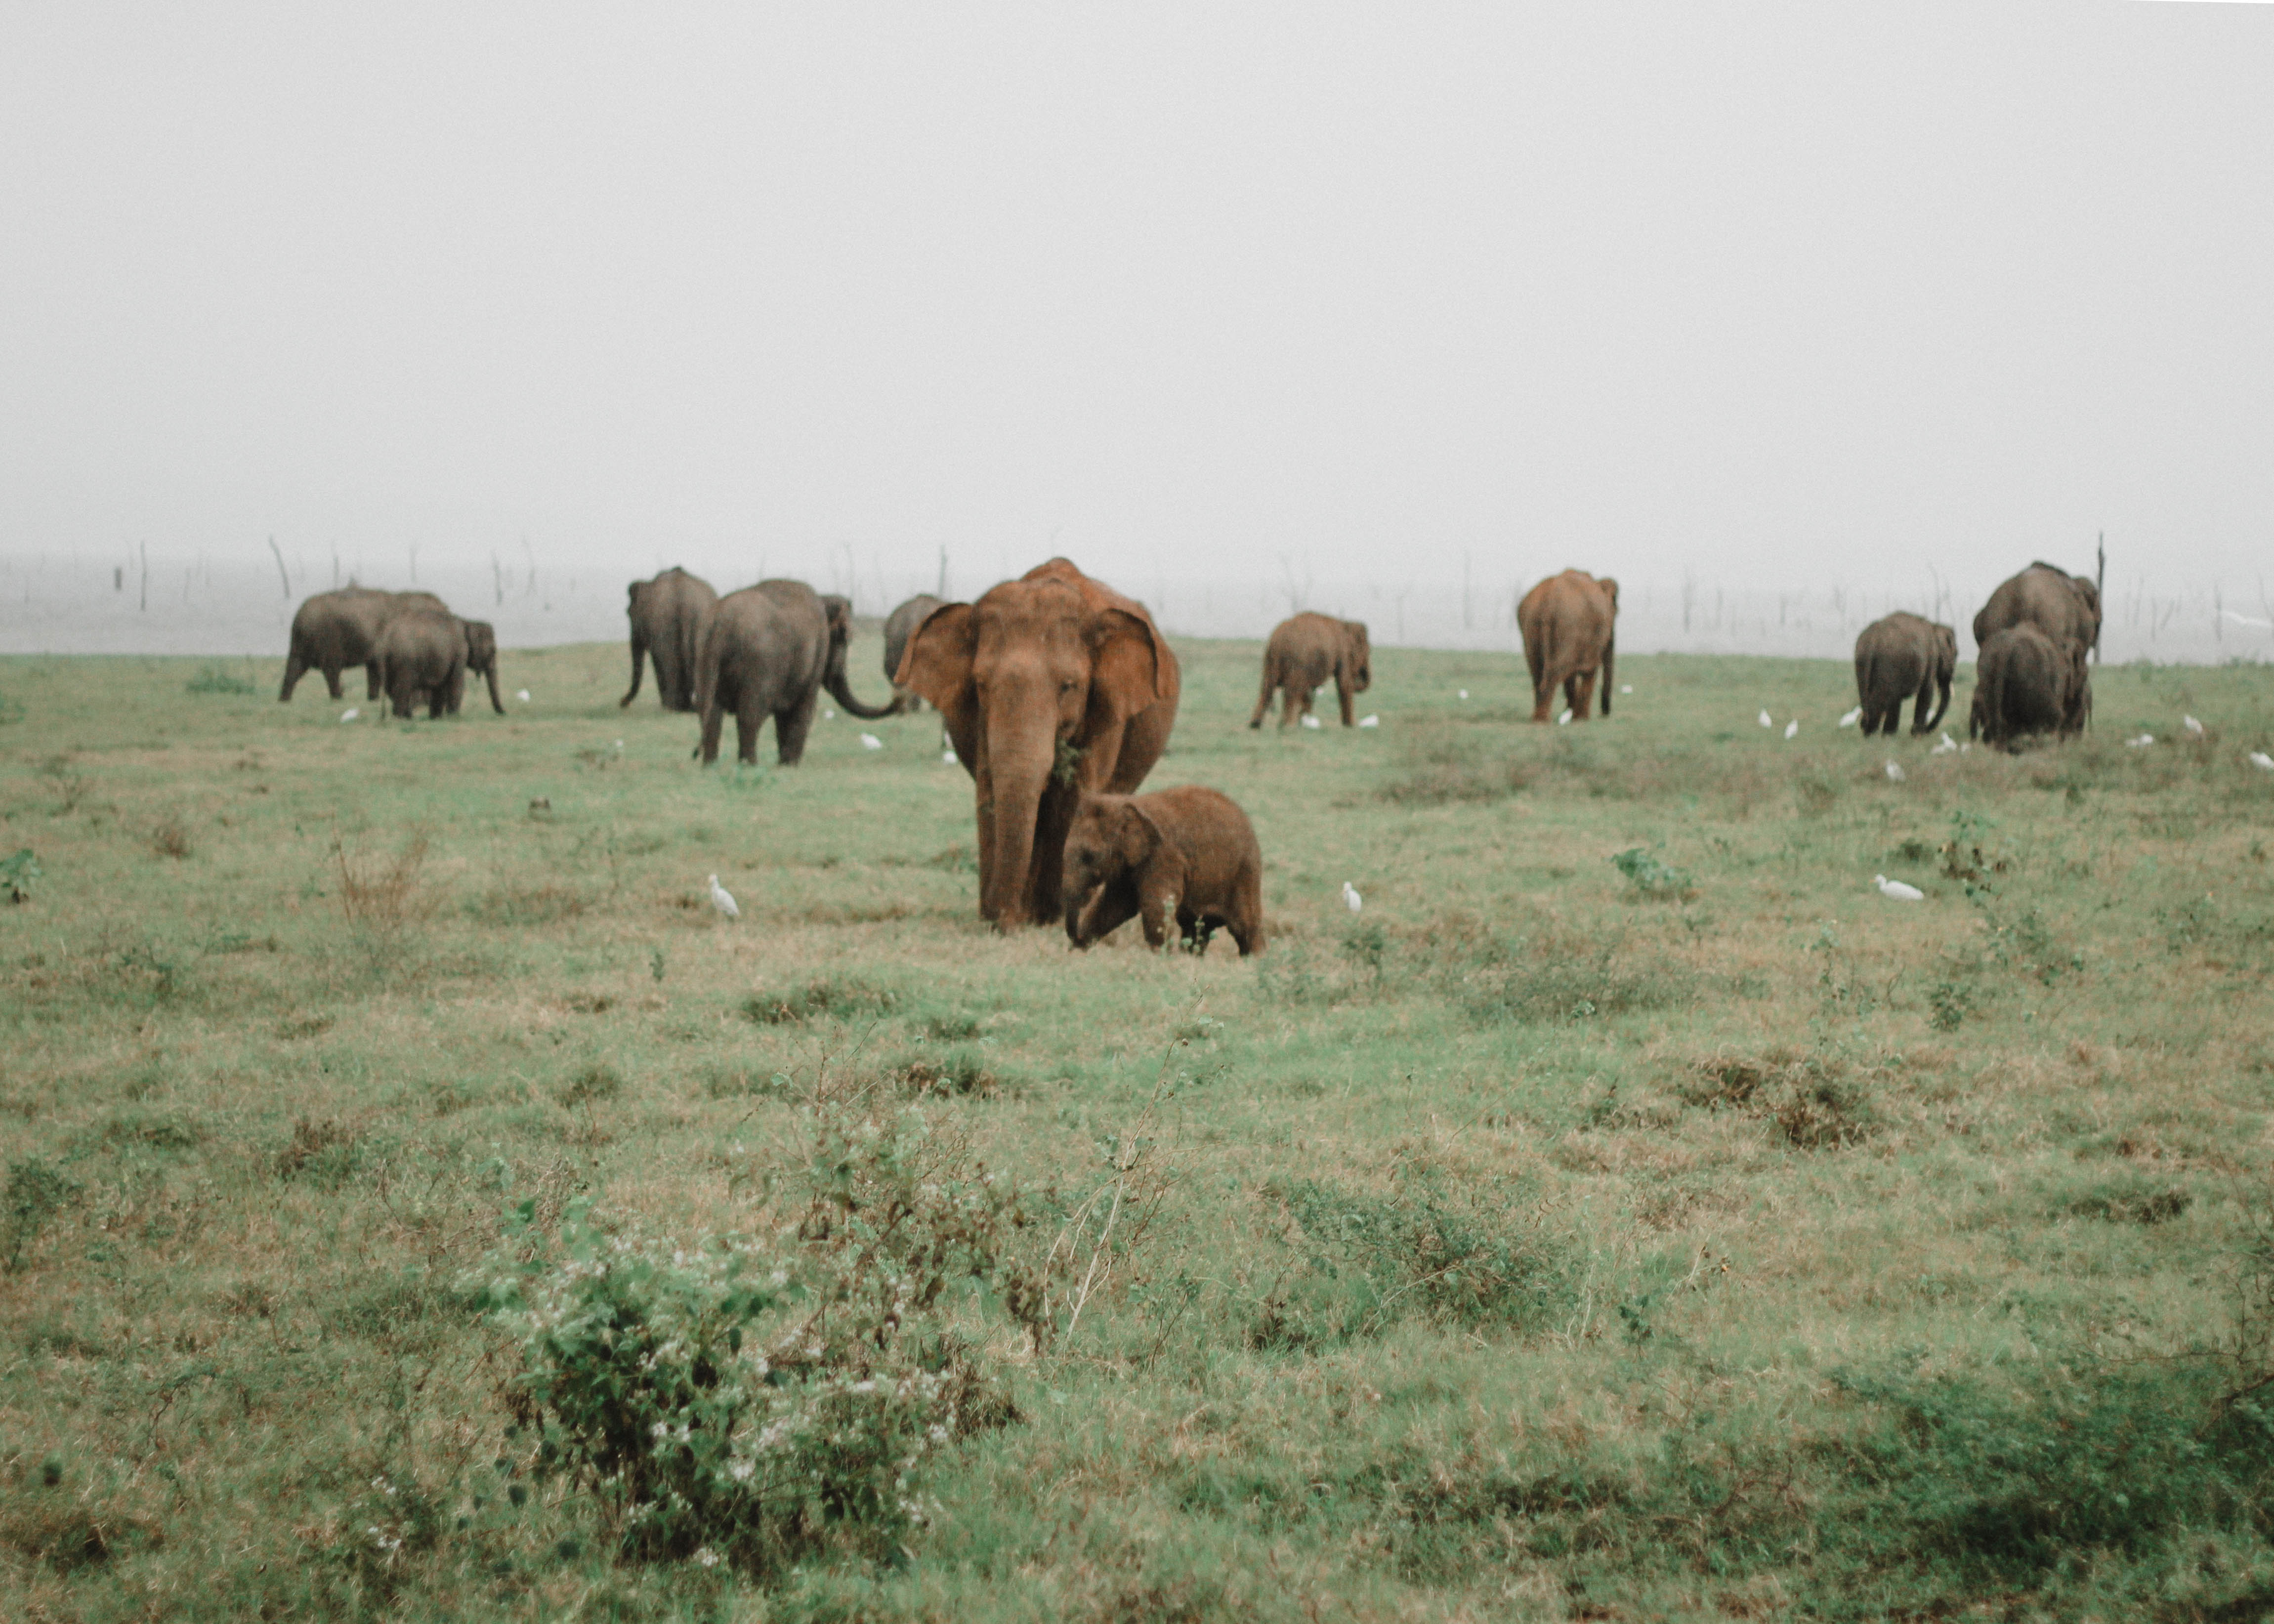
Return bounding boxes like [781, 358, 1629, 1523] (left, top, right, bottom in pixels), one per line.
[276, 1117, 362, 1186]
[2, 848, 39, 903]
[476, 1107, 1034, 1577]
[148, 815, 194, 860]
[1684, 1050, 1878, 1149]
[2067, 1179, 2191, 1226]
[185, 665, 257, 695]
[4, 1158, 81, 1273]
[466, 882, 588, 926]
[555, 1064, 625, 1107]
[890, 1048, 999, 1098]
[1610, 846, 1692, 898]
[1445, 925, 1692, 1026]
[741, 976, 899, 1025]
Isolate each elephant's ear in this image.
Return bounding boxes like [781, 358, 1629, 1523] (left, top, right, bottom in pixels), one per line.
[1088, 608, 1177, 721]
[898, 602, 975, 709]
[821, 594, 853, 640]
[1596, 577, 1620, 610]
[1120, 800, 1165, 868]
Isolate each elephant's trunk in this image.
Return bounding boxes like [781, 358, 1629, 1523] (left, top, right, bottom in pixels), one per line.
[824, 650, 897, 721]
[483, 659, 505, 714]
[978, 711, 1057, 928]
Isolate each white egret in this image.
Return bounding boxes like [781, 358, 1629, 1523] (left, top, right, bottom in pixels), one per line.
[516, 689, 531, 702]
[1302, 714, 1323, 730]
[1620, 684, 1634, 695]
[860, 733, 883, 750]
[339, 708, 359, 723]
[1557, 708, 1572, 726]
[707, 874, 740, 920]
[2127, 733, 2155, 749]
[942, 749, 958, 764]
[2184, 715, 2205, 737]
[2250, 752, 2274, 772]
[823, 708, 836, 720]
[1839, 707, 1862, 728]
[1458, 689, 1469, 700]
[1759, 709, 1774, 728]
[1783, 719, 1799, 740]
[1874, 874, 1925, 902]
[1933, 732, 1957, 755]
[1342, 881, 1362, 914]
[1885, 760, 1906, 782]
[1358, 714, 1379, 728]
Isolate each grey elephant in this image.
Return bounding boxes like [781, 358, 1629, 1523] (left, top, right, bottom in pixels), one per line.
[1852, 612, 1956, 736]
[1249, 613, 1371, 729]
[458, 620, 505, 714]
[882, 594, 942, 713]
[693, 582, 896, 765]
[279, 587, 447, 702]
[621, 567, 718, 711]
[1062, 786, 1265, 957]
[1974, 562, 2099, 733]
[375, 609, 470, 719]
[1970, 626, 2076, 750]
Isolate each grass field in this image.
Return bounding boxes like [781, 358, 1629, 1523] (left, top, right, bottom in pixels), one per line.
[4, 634, 2274, 1622]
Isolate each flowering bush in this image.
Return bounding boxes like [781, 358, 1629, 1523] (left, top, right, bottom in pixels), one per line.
[479, 1108, 1035, 1576]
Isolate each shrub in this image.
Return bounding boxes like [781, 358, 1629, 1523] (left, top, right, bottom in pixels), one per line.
[185, 665, 257, 695]
[149, 815, 194, 860]
[741, 977, 899, 1025]
[477, 1108, 1033, 1576]
[4, 1158, 81, 1273]
[1683, 1049, 1877, 1149]
[1, 848, 38, 903]
[555, 1064, 624, 1108]
[1610, 846, 1691, 898]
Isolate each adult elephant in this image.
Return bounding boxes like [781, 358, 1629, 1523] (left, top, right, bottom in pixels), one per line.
[1970, 626, 2076, 751]
[279, 587, 447, 702]
[375, 609, 469, 719]
[1516, 571, 1618, 722]
[459, 620, 505, 714]
[1973, 562, 2099, 733]
[620, 567, 717, 711]
[897, 558, 1180, 929]
[882, 594, 941, 713]
[1249, 613, 1371, 729]
[1852, 613, 1956, 737]
[693, 582, 895, 766]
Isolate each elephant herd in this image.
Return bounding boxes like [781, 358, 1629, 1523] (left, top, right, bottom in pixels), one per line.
[1853, 562, 2102, 750]
[279, 587, 504, 718]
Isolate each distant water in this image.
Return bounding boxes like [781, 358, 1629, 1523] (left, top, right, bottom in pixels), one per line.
[1, 550, 2263, 666]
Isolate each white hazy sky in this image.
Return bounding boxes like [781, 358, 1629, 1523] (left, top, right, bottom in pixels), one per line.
[3, 3, 2271, 600]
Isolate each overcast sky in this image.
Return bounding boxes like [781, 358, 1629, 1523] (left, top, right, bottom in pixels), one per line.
[3, 3, 2270, 604]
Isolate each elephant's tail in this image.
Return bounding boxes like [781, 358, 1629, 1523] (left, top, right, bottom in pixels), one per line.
[1249, 656, 1277, 727]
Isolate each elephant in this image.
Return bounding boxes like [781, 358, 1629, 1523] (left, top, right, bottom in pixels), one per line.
[882, 594, 942, 713]
[1852, 612, 1956, 737]
[897, 557, 1181, 930]
[279, 587, 447, 702]
[1973, 562, 2099, 733]
[1970, 625, 2077, 751]
[1248, 613, 1371, 729]
[693, 581, 895, 766]
[1062, 786, 1265, 957]
[1516, 571, 1618, 722]
[459, 620, 505, 714]
[621, 567, 717, 711]
[374, 609, 469, 719]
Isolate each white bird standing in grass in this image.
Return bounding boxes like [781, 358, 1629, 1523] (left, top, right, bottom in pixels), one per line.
[1302, 714, 1323, 729]
[2250, 752, 2274, 772]
[339, 708, 358, 723]
[1557, 708, 1573, 726]
[1358, 714, 1379, 728]
[1839, 707, 1862, 728]
[707, 874, 739, 920]
[516, 689, 531, 703]
[1759, 709, 1774, 728]
[2127, 733, 2155, 749]
[1458, 689, 1469, 700]
[1342, 881, 1362, 914]
[2184, 715, 2205, 737]
[1783, 719, 1799, 740]
[860, 733, 883, 750]
[1874, 874, 1925, 902]
[1933, 731, 1958, 755]
[1885, 760, 1905, 782]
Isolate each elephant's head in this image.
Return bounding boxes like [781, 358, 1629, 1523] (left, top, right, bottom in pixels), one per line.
[2070, 575, 2103, 653]
[1934, 623, 1959, 680]
[1061, 793, 1160, 944]
[818, 595, 897, 720]
[900, 566, 1177, 927]
[1596, 577, 1620, 614]
[1344, 621, 1373, 693]
[462, 620, 505, 713]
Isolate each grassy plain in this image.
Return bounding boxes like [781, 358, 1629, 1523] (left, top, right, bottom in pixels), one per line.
[3, 633, 2274, 1622]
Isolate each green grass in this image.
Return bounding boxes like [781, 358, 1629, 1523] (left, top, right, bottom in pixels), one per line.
[3, 639, 2274, 1620]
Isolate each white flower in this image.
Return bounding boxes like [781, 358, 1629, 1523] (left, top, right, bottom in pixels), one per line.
[729, 1459, 755, 1482]
[695, 1546, 720, 1569]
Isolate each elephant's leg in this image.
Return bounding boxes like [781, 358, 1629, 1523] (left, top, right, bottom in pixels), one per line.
[1248, 663, 1276, 728]
[1074, 878, 1142, 946]
[1138, 881, 1180, 950]
[1228, 868, 1265, 957]
[1336, 672, 1355, 726]
[1910, 676, 1936, 734]
[774, 686, 819, 765]
[365, 661, 383, 702]
[280, 649, 306, 702]
[319, 662, 345, 701]
[1571, 670, 1598, 719]
[735, 704, 761, 765]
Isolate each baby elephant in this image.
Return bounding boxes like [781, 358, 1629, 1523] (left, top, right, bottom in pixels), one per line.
[1062, 787, 1266, 957]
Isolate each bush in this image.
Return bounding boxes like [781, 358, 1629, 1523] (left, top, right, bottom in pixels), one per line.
[1610, 846, 1691, 898]
[478, 1108, 1034, 1577]
[1, 848, 38, 903]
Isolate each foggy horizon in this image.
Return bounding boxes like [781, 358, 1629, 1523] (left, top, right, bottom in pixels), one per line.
[5, 5, 2271, 660]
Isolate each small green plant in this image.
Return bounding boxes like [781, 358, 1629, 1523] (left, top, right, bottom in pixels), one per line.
[555, 1064, 624, 1107]
[4, 1158, 81, 1274]
[1940, 809, 2008, 887]
[1339, 920, 1390, 981]
[742, 977, 899, 1025]
[1611, 846, 1691, 898]
[185, 665, 257, 695]
[1927, 971, 1978, 1031]
[1, 848, 38, 902]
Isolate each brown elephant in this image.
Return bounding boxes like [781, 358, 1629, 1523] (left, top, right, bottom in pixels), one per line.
[1249, 613, 1371, 729]
[1516, 571, 1618, 722]
[898, 558, 1180, 929]
[1852, 612, 1956, 737]
[279, 587, 447, 702]
[1973, 562, 2099, 733]
[621, 567, 717, 711]
[693, 582, 895, 766]
[1062, 786, 1265, 957]
[459, 620, 505, 714]
[374, 609, 469, 719]
[1970, 625, 2077, 751]
[882, 594, 942, 713]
